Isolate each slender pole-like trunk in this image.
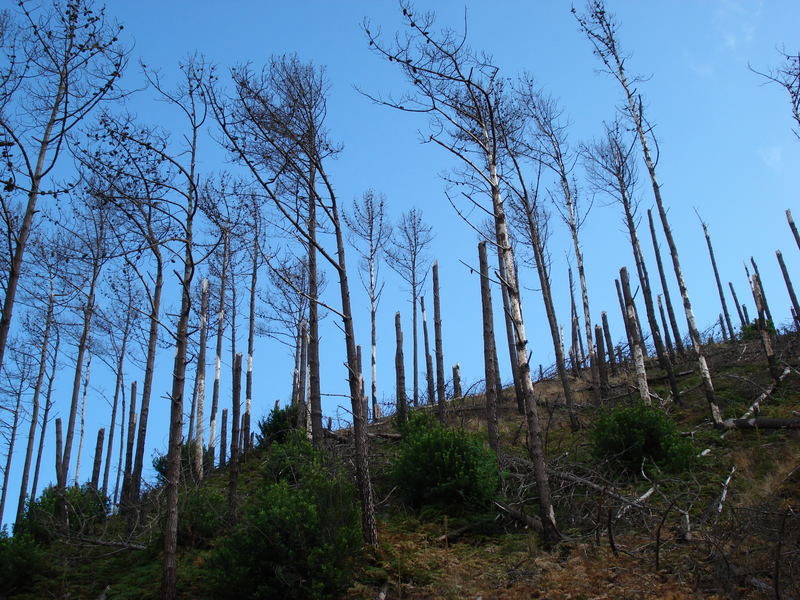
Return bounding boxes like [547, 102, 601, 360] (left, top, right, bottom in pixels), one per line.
[16, 290, 54, 527]
[0, 75, 67, 372]
[54, 418, 63, 501]
[420, 296, 435, 405]
[103, 304, 133, 498]
[595, 324, 609, 401]
[615, 278, 632, 352]
[519, 191, 578, 432]
[208, 232, 228, 467]
[412, 271, 419, 407]
[229, 257, 239, 449]
[127, 257, 163, 508]
[121, 381, 137, 509]
[75, 351, 93, 486]
[228, 353, 242, 522]
[749, 270, 780, 382]
[702, 222, 735, 340]
[478, 242, 500, 450]
[648, 210, 684, 356]
[491, 161, 559, 542]
[432, 262, 446, 422]
[729, 282, 746, 330]
[395, 311, 407, 425]
[719, 315, 728, 343]
[452, 363, 462, 399]
[750, 258, 774, 326]
[787, 209, 800, 252]
[62, 269, 100, 492]
[114, 387, 125, 506]
[90, 428, 105, 490]
[657, 295, 675, 361]
[369, 275, 380, 421]
[620, 267, 650, 404]
[776, 250, 800, 329]
[0, 390, 23, 519]
[31, 329, 60, 503]
[219, 409, 227, 468]
[308, 183, 323, 446]
[495, 249, 523, 414]
[194, 279, 209, 479]
[297, 321, 309, 431]
[601, 312, 617, 376]
[245, 233, 258, 452]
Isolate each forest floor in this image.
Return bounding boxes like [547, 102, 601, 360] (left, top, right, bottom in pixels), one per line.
[5, 333, 800, 599]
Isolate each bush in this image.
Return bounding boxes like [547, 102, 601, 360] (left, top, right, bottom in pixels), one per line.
[153, 442, 202, 485]
[591, 403, 696, 474]
[392, 412, 500, 513]
[740, 319, 776, 341]
[176, 485, 225, 548]
[256, 404, 298, 447]
[17, 484, 109, 544]
[0, 528, 50, 596]
[208, 433, 361, 599]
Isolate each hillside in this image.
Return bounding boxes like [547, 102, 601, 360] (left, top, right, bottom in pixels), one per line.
[2, 332, 799, 600]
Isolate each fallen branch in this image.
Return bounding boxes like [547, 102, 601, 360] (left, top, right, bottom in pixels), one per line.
[494, 500, 543, 532]
[719, 417, 800, 430]
[717, 465, 736, 514]
[74, 536, 146, 551]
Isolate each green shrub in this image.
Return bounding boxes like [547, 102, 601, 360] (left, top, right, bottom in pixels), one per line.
[392, 412, 500, 513]
[152, 442, 201, 485]
[176, 485, 225, 548]
[17, 484, 109, 544]
[740, 319, 776, 341]
[591, 403, 696, 474]
[208, 434, 361, 599]
[256, 404, 298, 447]
[0, 528, 50, 596]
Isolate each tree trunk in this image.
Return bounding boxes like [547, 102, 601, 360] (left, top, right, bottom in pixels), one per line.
[595, 324, 609, 401]
[647, 209, 684, 356]
[412, 274, 419, 407]
[31, 329, 60, 503]
[395, 311, 407, 425]
[748, 270, 780, 382]
[103, 304, 133, 498]
[122, 381, 137, 510]
[495, 249, 523, 415]
[776, 250, 800, 329]
[220, 409, 228, 468]
[601, 311, 617, 376]
[228, 353, 242, 523]
[0, 389, 23, 520]
[620, 267, 650, 404]
[452, 363, 462, 399]
[702, 222, 735, 340]
[15, 289, 54, 528]
[127, 257, 163, 509]
[432, 262, 447, 423]
[420, 296, 435, 405]
[297, 321, 309, 431]
[657, 295, 675, 361]
[208, 232, 228, 468]
[90, 428, 105, 490]
[615, 278, 633, 353]
[194, 279, 209, 479]
[308, 168, 323, 446]
[245, 235, 258, 452]
[478, 242, 500, 451]
[729, 282, 746, 330]
[787, 209, 800, 252]
[74, 351, 93, 486]
[750, 257, 774, 326]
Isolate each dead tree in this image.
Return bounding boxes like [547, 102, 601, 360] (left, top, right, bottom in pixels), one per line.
[366, 5, 559, 542]
[583, 121, 680, 403]
[657, 295, 675, 361]
[90, 428, 105, 490]
[753, 52, 800, 140]
[478, 241, 500, 450]
[432, 262, 447, 422]
[194, 278, 210, 479]
[787, 209, 800, 252]
[700, 219, 735, 340]
[0, 342, 33, 520]
[620, 267, 650, 404]
[228, 353, 242, 522]
[395, 311, 407, 425]
[749, 257, 774, 326]
[776, 250, 800, 329]
[30, 326, 60, 504]
[0, 0, 126, 372]
[208, 227, 228, 468]
[420, 295, 436, 405]
[386, 208, 434, 407]
[576, 2, 718, 421]
[729, 282, 747, 330]
[452, 363, 462, 399]
[601, 311, 617, 376]
[595, 324, 610, 401]
[213, 54, 378, 545]
[344, 190, 390, 421]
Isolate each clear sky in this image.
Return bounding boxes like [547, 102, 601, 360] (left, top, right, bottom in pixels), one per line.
[2, 0, 799, 526]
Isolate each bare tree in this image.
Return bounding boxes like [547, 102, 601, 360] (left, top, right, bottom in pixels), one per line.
[212, 54, 378, 545]
[478, 241, 500, 450]
[366, 4, 559, 542]
[386, 207, 434, 407]
[395, 311, 407, 425]
[344, 190, 390, 421]
[0, 0, 125, 372]
[753, 51, 800, 140]
[576, 1, 719, 424]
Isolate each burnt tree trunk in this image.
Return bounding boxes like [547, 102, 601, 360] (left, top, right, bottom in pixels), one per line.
[702, 221, 735, 340]
[620, 267, 650, 404]
[601, 311, 617, 376]
[432, 262, 447, 423]
[478, 242, 500, 451]
[395, 311, 407, 425]
[595, 324, 610, 402]
[787, 209, 800, 253]
[194, 279, 209, 480]
[776, 250, 800, 329]
[219, 409, 227, 468]
[420, 296, 435, 405]
[657, 295, 675, 361]
[452, 363, 462, 400]
[208, 232, 228, 468]
[228, 353, 242, 523]
[648, 209, 684, 356]
[729, 282, 746, 330]
[90, 428, 105, 490]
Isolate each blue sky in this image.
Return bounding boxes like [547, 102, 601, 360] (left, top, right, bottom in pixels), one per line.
[2, 0, 799, 526]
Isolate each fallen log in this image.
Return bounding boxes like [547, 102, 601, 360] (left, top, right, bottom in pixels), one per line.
[494, 500, 543, 532]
